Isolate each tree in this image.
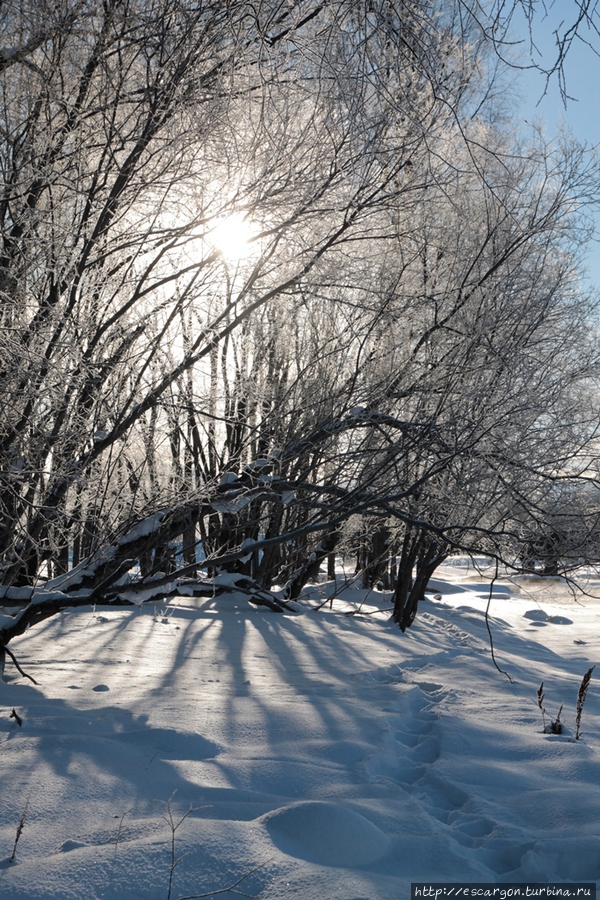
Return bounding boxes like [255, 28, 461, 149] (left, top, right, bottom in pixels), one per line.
[1, 0, 599, 657]
[459, 0, 600, 101]
[0, 1, 445, 579]
[0, 0, 481, 634]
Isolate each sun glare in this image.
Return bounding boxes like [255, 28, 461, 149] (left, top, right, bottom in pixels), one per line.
[209, 212, 256, 261]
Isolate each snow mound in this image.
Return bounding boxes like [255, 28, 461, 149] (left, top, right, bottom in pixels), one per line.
[56, 840, 87, 853]
[524, 609, 550, 621]
[524, 609, 573, 624]
[261, 800, 390, 867]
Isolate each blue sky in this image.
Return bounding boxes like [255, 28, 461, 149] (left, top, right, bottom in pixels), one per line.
[513, 4, 600, 289]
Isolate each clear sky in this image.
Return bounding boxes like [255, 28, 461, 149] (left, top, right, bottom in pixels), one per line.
[513, 3, 600, 290]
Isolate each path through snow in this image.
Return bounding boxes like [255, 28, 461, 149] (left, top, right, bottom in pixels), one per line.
[0, 562, 599, 898]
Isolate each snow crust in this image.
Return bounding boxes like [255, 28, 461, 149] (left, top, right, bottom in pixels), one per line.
[1, 561, 600, 898]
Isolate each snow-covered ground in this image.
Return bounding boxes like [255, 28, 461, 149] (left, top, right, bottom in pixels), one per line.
[1, 559, 600, 899]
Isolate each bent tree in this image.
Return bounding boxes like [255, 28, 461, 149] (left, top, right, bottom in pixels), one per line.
[0, 0, 599, 654]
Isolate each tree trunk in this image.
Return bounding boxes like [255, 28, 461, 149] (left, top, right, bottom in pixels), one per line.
[287, 526, 341, 601]
[393, 530, 447, 631]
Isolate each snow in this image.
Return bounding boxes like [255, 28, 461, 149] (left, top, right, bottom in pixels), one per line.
[212, 572, 256, 588]
[244, 459, 270, 470]
[118, 512, 167, 544]
[117, 582, 177, 606]
[211, 492, 254, 514]
[1, 561, 600, 898]
[0, 587, 32, 602]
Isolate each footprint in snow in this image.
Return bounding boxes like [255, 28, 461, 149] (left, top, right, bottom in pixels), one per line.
[92, 684, 110, 692]
[366, 677, 503, 863]
[365, 685, 442, 787]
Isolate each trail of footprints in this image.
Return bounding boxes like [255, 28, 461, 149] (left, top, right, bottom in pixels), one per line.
[366, 678, 525, 875]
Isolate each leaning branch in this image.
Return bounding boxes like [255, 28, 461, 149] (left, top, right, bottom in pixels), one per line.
[484, 561, 514, 683]
[3, 645, 39, 685]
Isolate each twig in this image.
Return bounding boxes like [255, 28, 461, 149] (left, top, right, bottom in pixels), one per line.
[160, 792, 257, 900]
[162, 793, 209, 900]
[353, 586, 382, 615]
[484, 560, 514, 683]
[346, 606, 395, 616]
[165, 797, 193, 900]
[9, 803, 28, 862]
[314, 594, 334, 611]
[114, 807, 133, 856]
[176, 862, 265, 899]
[3, 645, 39, 685]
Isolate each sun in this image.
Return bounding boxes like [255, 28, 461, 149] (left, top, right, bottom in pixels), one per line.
[209, 211, 256, 261]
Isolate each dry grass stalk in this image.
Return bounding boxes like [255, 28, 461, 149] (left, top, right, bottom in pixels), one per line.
[576, 666, 595, 740]
[537, 682, 546, 730]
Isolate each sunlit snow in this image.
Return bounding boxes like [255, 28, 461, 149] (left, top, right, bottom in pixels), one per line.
[1, 560, 599, 898]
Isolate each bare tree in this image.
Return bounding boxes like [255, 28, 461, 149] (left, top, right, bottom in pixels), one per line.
[0, 1, 447, 582]
[1, 0, 599, 656]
